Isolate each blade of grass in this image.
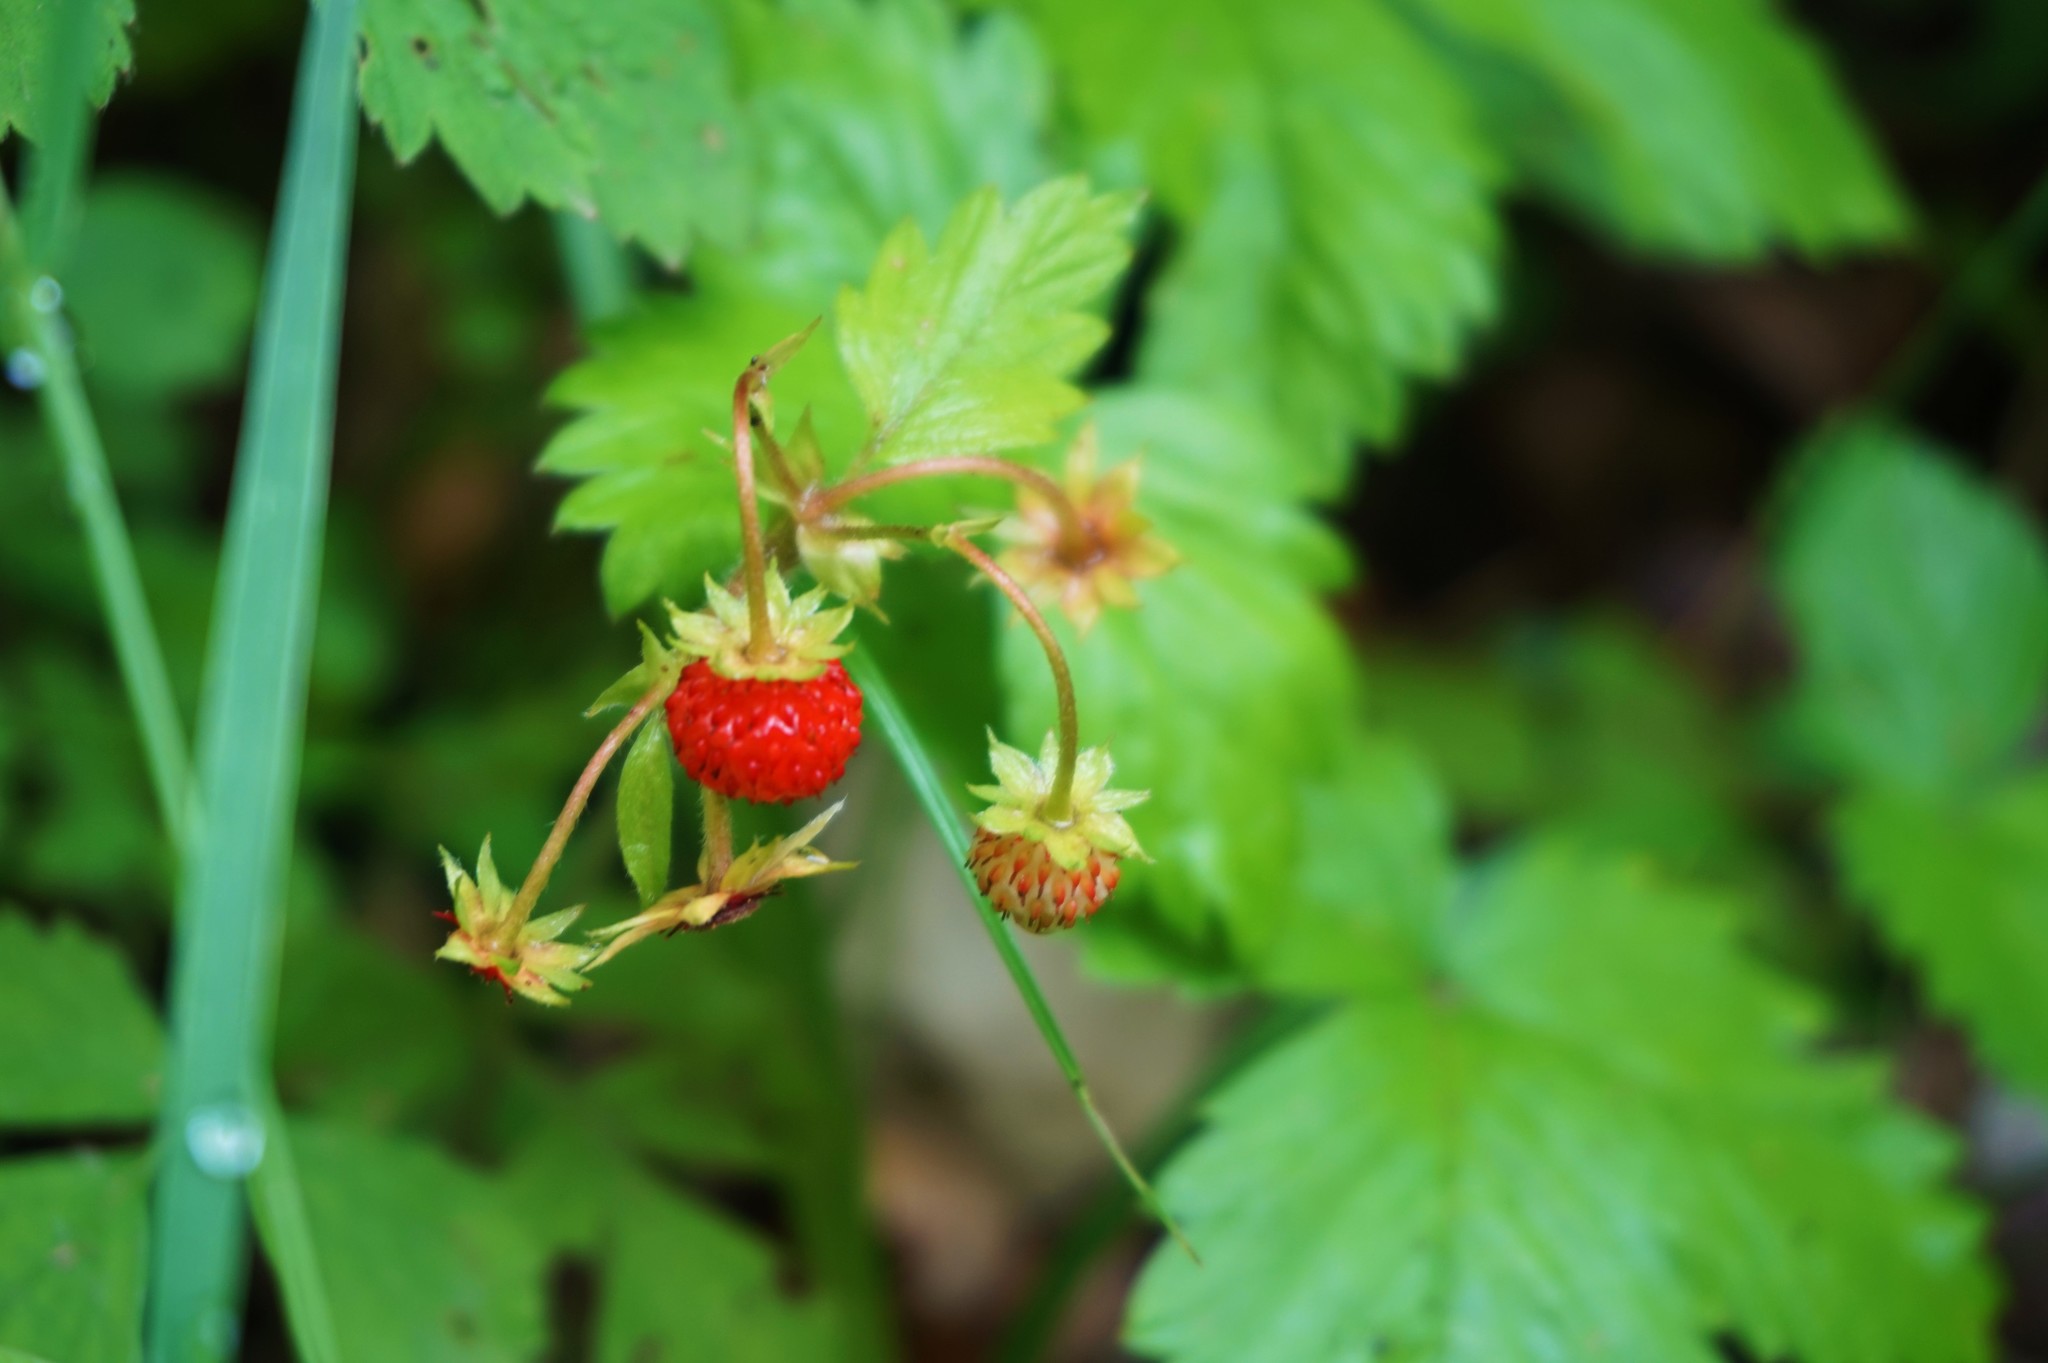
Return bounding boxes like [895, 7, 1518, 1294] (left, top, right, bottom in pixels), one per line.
[246, 1093, 340, 1363]
[0, 186, 193, 851]
[144, 0, 361, 1357]
[844, 648, 1196, 1261]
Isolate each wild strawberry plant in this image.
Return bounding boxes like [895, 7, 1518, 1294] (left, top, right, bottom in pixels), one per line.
[0, 0, 2042, 1360]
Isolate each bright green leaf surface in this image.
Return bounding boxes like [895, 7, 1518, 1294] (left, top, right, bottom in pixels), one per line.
[537, 271, 856, 615]
[0, 1150, 148, 1363]
[999, 390, 1357, 977]
[616, 714, 674, 905]
[1834, 774, 2048, 1100]
[287, 1120, 549, 1361]
[1020, 0, 1500, 474]
[357, 0, 749, 263]
[1412, 0, 1908, 258]
[65, 174, 263, 397]
[730, 0, 1054, 301]
[836, 176, 1138, 465]
[0, 0, 132, 141]
[1129, 841, 1993, 1363]
[595, 1171, 829, 1363]
[0, 912, 162, 1128]
[1773, 421, 2048, 796]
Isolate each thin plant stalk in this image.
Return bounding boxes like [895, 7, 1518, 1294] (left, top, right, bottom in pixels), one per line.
[732, 373, 775, 653]
[846, 649, 1195, 1261]
[146, 0, 362, 1356]
[701, 786, 735, 884]
[943, 534, 1080, 818]
[0, 187, 193, 851]
[16, 0, 101, 269]
[507, 681, 664, 928]
[817, 454, 1090, 555]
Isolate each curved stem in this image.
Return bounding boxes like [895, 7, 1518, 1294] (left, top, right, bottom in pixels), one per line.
[748, 400, 806, 502]
[817, 455, 1090, 557]
[731, 374, 774, 656]
[944, 535, 1079, 820]
[508, 681, 665, 930]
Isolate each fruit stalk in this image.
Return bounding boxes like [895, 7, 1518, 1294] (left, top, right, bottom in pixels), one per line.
[509, 680, 666, 929]
[701, 784, 734, 885]
[731, 371, 775, 658]
[945, 533, 1080, 820]
[816, 455, 1092, 559]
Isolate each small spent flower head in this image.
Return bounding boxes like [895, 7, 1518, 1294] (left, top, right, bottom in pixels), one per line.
[434, 838, 596, 1005]
[587, 801, 855, 964]
[998, 424, 1178, 633]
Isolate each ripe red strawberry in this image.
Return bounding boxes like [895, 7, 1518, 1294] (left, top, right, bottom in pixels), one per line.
[664, 567, 862, 804]
[666, 658, 861, 804]
[966, 731, 1148, 934]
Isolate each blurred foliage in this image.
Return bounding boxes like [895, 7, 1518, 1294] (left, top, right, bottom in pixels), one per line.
[1, 0, 2046, 1359]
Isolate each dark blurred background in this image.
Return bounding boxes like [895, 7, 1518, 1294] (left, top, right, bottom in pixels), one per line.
[3, 0, 2046, 1358]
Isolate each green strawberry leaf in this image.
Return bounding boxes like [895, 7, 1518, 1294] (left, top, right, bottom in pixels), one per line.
[0, 1150, 149, 1363]
[729, 0, 1054, 301]
[617, 713, 674, 906]
[997, 389, 1357, 979]
[1128, 840, 1993, 1363]
[595, 1169, 830, 1363]
[0, 0, 132, 141]
[538, 268, 858, 615]
[835, 176, 1139, 465]
[275, 1118, 551, 1362]
[1019, 0, 1500, 476]
[1771, 420, 2048, 797]
[1833, 774, 2048, 1102]
[356, 0, 748, 264]
[0, 911, 162, 1128]
[1412, 0, 1909, 258]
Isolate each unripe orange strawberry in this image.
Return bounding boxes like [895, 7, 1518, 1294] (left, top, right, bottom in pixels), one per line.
[965, 731, 1148, 934]
[664, 568, 861, 805]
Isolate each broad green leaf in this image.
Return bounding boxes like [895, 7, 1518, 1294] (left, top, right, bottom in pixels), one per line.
[617, 714, 674, 905]
[356, 0, 749, 263]
[0, 912, 162, 1127]
[537, 271, 859, 615]
[1018, 0, 1500, 475]
[1129, 841, 1993, 1363]
[0, 1150, 148, 1363]
[65, 174, 262, 397]
[271, 925, 475, 1129]
[1834, 775, 2048, 1101]
[1254, 735, 1451, 999]
[1772, 421, 2048, 797]
[595, 1171, 829, 1363]
[835, 176, 1138, 465]
[286, 1118, 550, 1361]
[0, 0, 132, 141]
[998, 390, 1356, 977]
[1409, 0, 1908, 258]
[729, 0, 1054, 301]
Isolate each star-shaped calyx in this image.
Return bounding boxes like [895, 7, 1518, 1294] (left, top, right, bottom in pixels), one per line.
[998, 424, 1178, 633]
[434, 839, 596, 1005]
[586, 802, 855, 964]
[667, 565, 853, 681]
